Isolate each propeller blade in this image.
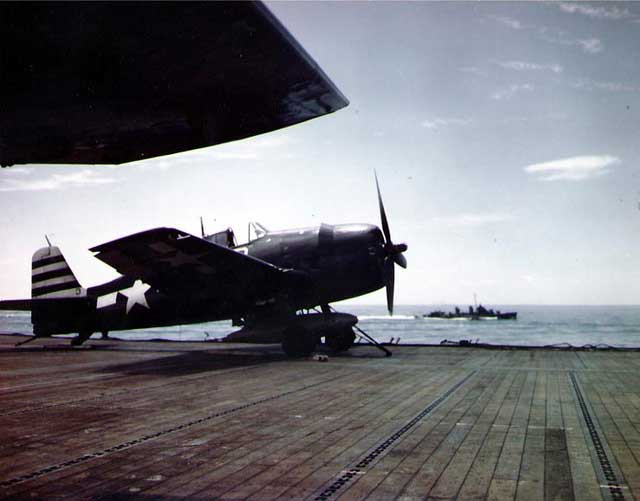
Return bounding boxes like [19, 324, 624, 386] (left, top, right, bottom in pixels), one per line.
[375, 171, 391, 244]
[375, 172, 406, 315]
[384, 257, 395, 315]
[393, 252, 407, 269]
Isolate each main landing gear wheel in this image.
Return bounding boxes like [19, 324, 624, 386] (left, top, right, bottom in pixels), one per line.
[282, 326, 316, 357]
[325, 327, 356, 353]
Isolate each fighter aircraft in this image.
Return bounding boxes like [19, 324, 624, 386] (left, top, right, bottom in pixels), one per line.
[0, 176, 407, 356]
[0, 2, 348, 166]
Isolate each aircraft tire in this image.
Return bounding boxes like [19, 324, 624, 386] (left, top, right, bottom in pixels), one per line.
[325, 327, 356, 353]
[282, 326, 316, 357]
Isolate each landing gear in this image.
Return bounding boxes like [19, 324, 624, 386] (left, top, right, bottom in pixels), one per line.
[101, 331, 109, 340]
[15, 336, 39, 347]
[71, 331, 92, 346]
[325, 327, 356, 353]
[282, 326, 316, 357]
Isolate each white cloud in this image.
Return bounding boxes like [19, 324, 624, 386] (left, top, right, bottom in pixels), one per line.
[558, 3, 633, 21]
[1, 167, 31, 175]
[252, 135, 293, 149]
[495, 60, 563, 73]
[0, 169, 117, 192]
[432, 213, 515, 227]
[491, 83, 534, 101]
[500, 112, 568, 125]
[136, 155, 204, 171]
[209, 151, 258, 161]
[572, 79, 640, 93]
[488, 12, 607, 55]
[208, 134, 293, 160]
[489, 15, 523, 30]
[459, 66, 487, 77]
[596, 82, 639, 92]
[537, 28, 604, 54]
[578, 38, 603, 54]
[524, 155, 619, 181]
[134, 133, 294, 170]
[421, 117, 472, 130]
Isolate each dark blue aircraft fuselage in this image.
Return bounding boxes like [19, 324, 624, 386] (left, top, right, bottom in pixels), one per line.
[71, 222, 387, 336]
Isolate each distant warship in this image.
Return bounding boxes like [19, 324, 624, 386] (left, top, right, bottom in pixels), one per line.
[425, 305, 517, 320]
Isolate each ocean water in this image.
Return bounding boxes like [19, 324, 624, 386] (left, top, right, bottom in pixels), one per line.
[2, 305, 640, 348]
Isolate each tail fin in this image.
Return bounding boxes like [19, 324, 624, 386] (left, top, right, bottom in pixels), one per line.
[31, 247, 86, 299]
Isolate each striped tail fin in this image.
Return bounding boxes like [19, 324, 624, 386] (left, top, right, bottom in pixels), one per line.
[31, 247, 86, 299]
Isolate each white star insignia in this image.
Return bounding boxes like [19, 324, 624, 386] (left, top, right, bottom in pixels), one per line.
[119, 280, 152, 314]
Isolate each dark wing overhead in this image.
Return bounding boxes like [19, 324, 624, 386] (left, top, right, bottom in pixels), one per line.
[90, 228, 286, 307]
[0, 2, 348, 167]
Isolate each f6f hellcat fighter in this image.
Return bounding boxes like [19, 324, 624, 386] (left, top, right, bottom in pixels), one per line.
[0, 177, 407, 356]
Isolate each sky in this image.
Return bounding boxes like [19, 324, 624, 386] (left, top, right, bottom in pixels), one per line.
[2, 1, 640, 305]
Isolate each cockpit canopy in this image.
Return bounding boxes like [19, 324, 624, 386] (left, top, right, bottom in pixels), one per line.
[249, 222, 269, 241]
[204, 228, 236, 248]
[203, 222, 269, 248]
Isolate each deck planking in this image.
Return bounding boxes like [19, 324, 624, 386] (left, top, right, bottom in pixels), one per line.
[1, 334, 640, 500]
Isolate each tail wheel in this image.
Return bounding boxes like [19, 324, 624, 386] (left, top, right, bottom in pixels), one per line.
[325, 327, 356, 353]
[282, 326, 316, 357]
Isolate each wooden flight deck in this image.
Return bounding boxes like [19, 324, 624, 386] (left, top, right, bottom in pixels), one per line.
[1, 333, 639, 500]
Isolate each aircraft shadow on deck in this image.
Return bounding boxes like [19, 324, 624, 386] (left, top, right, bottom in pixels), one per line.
[94, 342, 390, 376]
[97, 346, 287, 377]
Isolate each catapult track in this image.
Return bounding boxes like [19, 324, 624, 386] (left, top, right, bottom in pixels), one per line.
[1, 334, 639, 499]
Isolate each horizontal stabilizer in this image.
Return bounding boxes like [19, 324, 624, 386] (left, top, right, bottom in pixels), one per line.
[0, 299, 34, 311]
[0, 296, 96, 337]
[0, 297, 95, 311]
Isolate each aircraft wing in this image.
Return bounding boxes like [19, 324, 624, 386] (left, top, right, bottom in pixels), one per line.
[1, 2, 348, 166]
[90, 228, 287, 307]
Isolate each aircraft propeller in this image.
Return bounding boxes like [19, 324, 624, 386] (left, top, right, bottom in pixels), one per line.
[375, 172, 408, 316]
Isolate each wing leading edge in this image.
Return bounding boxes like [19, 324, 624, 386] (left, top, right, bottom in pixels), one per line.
[0, 2, 348, 166]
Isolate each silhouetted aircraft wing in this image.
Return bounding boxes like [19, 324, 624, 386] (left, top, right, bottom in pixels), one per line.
[90, 228, 285, 304]
[1, 2, 348, 166]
